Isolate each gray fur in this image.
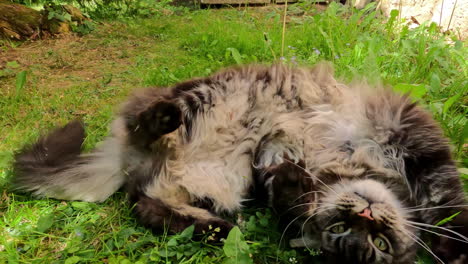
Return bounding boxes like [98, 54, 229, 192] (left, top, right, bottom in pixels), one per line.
[12, 63, 467, 262]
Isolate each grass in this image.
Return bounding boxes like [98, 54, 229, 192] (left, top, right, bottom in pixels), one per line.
[0, 2, 467, 263]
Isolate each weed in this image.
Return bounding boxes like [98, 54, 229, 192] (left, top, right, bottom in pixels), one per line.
[14, 71, 27, 101]
[0, 61, 21, 78]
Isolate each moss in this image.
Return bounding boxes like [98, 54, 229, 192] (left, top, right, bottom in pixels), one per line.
[0, 2, 42, 39]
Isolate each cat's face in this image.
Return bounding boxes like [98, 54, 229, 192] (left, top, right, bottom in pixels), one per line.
[309, 179, 416, 263]
[268, 164, 417, 263]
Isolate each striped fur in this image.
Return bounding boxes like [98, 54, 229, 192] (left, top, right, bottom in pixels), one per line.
[12, 63, 467, 261]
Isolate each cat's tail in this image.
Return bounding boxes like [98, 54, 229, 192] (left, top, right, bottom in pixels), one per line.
[12, 120, 125, 202]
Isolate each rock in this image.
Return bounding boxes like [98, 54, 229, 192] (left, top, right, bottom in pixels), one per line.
[354, 0, 468, 39]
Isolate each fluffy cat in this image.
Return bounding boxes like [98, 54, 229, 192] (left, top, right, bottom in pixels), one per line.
[12, 63, 467, 263]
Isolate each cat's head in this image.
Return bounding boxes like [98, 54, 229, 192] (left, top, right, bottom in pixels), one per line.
[268, 162, 417, 263]
[312, 179, 416, 263]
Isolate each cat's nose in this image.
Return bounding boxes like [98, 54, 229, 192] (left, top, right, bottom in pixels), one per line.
[357, 208, 374, 221]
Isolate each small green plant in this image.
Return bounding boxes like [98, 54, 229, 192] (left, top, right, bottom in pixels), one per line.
[45, 4, 73, 22]
[435, 211, 462, 226]
[15, 70, 27, 100]
[44, 3, 96, 35]
[72, 20, 96, 35]
[226, 47, 243, 64]
[0, 61, 20, 78]
[223, 227, 253, 264]
[152, 225, 201, 261]
[393, 83, 427, 100]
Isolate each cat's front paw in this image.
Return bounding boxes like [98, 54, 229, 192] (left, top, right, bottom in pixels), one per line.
[127, 100, 182, 150]
[433, 209, 468, 264]
[138, 100, 182, 137]
[434, 236, 468, 264]
[254, 141, 303, 169]
[195, 218, 234, 242]
[449, 254, 467, 264]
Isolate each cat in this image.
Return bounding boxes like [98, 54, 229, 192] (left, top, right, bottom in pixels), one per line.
[12, 63, 467, 263]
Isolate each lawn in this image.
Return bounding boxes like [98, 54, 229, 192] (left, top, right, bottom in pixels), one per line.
[0, 2, 467, 263]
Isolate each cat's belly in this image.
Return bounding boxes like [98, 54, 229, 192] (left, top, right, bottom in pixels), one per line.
[165, 128, 256, 212]
[169, 116, 260, 212]
[142, 136, 254, 213]
[177, 157, 253, 212]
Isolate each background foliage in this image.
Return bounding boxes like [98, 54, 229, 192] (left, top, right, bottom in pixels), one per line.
[9, 0, 190, 19]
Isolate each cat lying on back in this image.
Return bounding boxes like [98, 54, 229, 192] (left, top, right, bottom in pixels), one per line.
[12, 63, 467, 263]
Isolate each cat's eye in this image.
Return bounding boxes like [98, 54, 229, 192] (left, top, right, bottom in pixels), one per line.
[373, 236, 388, 252]
[331, 224, 345, 234]
[327, 222, 348, 234]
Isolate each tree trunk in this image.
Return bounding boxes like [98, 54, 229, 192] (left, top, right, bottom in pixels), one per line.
[0, 0, 42, 40]
[0, 0, 91, 40]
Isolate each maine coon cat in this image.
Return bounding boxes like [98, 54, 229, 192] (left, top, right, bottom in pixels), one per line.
[12, 63, 467, 263]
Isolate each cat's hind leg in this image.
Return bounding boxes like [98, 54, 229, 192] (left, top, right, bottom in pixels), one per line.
[126, 156, 234, 241]
[128, 169, 234, 241]
[134, 193, 234, 240]
[121, 88, 233, 239]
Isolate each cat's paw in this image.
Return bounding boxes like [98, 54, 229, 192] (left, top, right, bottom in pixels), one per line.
[254, 141, 303, 169]
[449, 254, 467, 264]
[195, 218, 234, 242]
[138, 100, 182, 137]
[433, 209, 468, 264]
[435, 239, 468, 264]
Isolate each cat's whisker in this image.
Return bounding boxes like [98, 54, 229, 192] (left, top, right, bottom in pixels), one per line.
[406, 220, 468, 242]
[404, 223, 468, 244]
[283, 159, 338, 195]
[278, 205, 334, 247]
[285, 203, 311, 213]
[403, 197, 464, 211]
[313, 204, 336, 213]
[291, 190, 326, 203]
[404, 205, 468, 212]
[284, 202, 335, 214]
[303, 211, 339, 253]
[299, 206, 335, 251]
[259, 169, 268, 178]
[276, 209, 314, 262]
[363, 172, 382, 178]
[401, 204, 426, 210]
[404, 230, 445, 264]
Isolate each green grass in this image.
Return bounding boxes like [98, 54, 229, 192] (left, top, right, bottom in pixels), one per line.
[0, 2, 467, 263]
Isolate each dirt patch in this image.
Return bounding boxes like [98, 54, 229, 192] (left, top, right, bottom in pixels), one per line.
[0, 24, 146, 95]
